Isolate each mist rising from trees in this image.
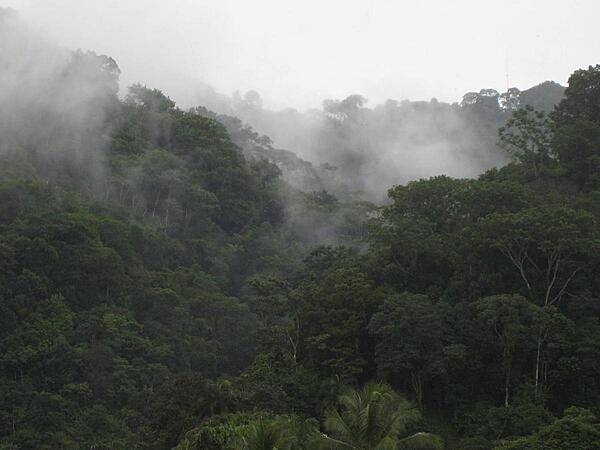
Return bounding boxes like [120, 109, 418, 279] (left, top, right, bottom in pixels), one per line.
[190, 82, 564, 200]
[0, 8, 121, 194]
[2, 5, 599, 450]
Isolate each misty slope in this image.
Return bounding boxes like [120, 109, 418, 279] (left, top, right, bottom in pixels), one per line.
[3, 7, 600, 450]
[191, 82, 565, 200]
[0, 10, 368, 448]
[193, 106, 355, 199]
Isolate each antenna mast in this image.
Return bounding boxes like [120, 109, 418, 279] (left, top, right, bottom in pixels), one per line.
[505, 55, 510, 91]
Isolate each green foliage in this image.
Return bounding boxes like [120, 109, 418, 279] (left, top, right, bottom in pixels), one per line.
[370, 293, 446, 408]
[2, 45, 600, 449]
[553, 65, 600, 188]
[295, 247, 382, 383]
[456, 398, 553, 443]
[495, 407, 600, 450]
[499, 106, 554, 178]
[319, 382, 444, 450]
[175, 412, 319, 450]
[475, 295, 540, 406]
[553, 118, 600, 189]
[0, 59, 290, 446]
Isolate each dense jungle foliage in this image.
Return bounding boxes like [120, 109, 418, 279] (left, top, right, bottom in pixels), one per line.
[1, 19, 599, 448]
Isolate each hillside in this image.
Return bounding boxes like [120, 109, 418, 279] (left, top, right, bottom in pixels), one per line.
[190, 81, 566, 201]
[1, 8, 600, 450]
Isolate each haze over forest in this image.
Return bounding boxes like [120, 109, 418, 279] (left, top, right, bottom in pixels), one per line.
[1, 2, 600, 450]
[4, 0, 599, 110]
[2, 1, 582, 199]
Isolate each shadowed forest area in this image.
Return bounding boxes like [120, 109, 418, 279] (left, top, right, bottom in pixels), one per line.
[1, 6, 600, 450]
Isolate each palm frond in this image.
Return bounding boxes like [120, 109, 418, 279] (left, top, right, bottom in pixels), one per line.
[397, 432, 444, 450]
[324, 407, 358, 444]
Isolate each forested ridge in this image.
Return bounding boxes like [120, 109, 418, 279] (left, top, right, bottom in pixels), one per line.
[1, 8, 600, 449]
[193, 78, 565, 201]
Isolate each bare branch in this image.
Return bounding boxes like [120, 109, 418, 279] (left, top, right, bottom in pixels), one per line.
[544, 254, 561, 306]
[501, 245, 533, 292]
[549, 267, 582, 306]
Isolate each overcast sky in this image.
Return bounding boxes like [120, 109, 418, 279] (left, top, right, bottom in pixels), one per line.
[4, 0, 600, 109]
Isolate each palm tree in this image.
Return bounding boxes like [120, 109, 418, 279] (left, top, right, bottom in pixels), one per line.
[318, 382, 444, 450]
[238, 418, 293, 450]
[237, 416, 320, 450]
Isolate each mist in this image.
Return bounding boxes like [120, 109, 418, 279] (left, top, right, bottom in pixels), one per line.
[2, 3, 600, 447]
[0, 2, 579, 201]
[0, 8, 120, 192]
[4, 0, 600, 110]
[192, 85, 567, 200]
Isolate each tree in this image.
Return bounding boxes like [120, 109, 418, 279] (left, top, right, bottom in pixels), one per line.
[175, 413, 321, 450]
[368, 177, 464, 294]
[477, 207, 599, 389]
[243, 90, 263, 109]
[126, 84, 176, 112]
[296, 248, 381, 383]
[323, 95, 367, 123]
[475, 295, 539, 406]
[238, 418, 294, 450]
[140, 374, 224, 449]
[495, 407, 600, 450]
[553, 65, 600, 123]
[369, 293, 446, 409]
[500, 88, 521, 112]
[247, 276, 299, 362]
[552, 65, 600, 188]
[461, 89, 500, 112]
[319, 382, 444, 449]
[518, 81, 564, 112]
[499, 106, 553, 178]
[553, 118, 600, 189]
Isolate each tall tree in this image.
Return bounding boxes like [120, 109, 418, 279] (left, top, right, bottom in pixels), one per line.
[369, 293, 446, 409]
[477, 207, 599, 389]
[499, 106, 553, 178]
[552, 65, 600, 188]
[475, 295, 539, 406]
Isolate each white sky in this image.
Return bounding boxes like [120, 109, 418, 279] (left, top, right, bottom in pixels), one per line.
[4, 0, 600, 109]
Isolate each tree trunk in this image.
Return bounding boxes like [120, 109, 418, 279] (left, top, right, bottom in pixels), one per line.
[411, 372, 424, 410]
[535, 329, 542, 390]
[504, 364, 511, 407]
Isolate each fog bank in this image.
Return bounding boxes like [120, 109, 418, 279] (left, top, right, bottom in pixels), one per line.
[4, 0, 599, 110]
[0, 8, 120, 191]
